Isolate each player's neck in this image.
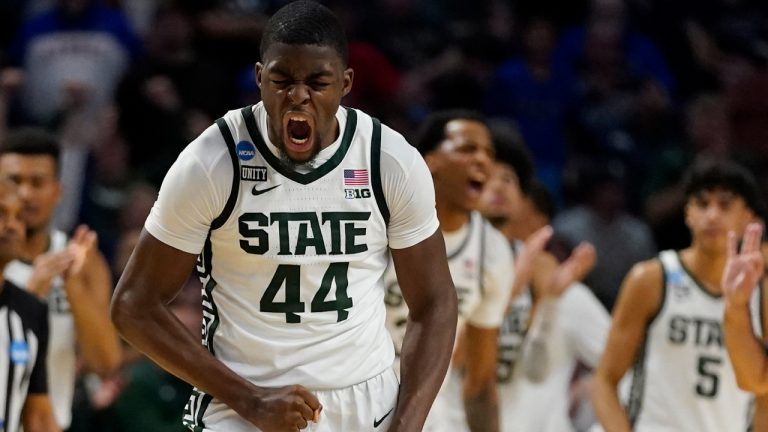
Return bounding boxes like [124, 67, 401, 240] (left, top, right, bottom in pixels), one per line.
[681, 246, 727, 294]
[21, 227, 51, 261]
[498, 221, 524, 242]
[436, 204, 470, 233]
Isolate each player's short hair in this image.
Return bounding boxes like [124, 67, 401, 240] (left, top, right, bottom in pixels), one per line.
[260, 0, 348, 65]
[492, 129, 534, 195]
[413, 109, 487, 156]
[683, 159, 766, 218]
[527, 180, 556, 221]
[0, 127, 60, 174]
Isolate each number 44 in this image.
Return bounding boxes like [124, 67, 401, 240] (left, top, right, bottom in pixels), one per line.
[260, 263, 353, 323]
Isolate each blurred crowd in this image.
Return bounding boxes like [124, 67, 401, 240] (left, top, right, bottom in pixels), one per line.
[0, 0, 767, 430]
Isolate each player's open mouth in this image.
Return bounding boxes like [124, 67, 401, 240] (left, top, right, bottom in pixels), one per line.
[283, 113, 314, 155]
[467, 171, 487, 193]
[468, 180, 484, 193]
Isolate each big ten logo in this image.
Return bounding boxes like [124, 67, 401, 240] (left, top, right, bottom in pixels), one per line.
[344, 188, 371, 199]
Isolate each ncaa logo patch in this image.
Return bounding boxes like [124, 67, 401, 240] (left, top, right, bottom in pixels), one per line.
[236, 141, 257, 161]
[10, 340, 29, 365]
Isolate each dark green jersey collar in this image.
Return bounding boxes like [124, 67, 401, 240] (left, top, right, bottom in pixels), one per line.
[241, 105, 358, 185]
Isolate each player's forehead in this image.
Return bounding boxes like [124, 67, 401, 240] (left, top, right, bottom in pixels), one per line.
[0, 153, 57, 177]
[441, 119, 492, 148]
[261, 43, 344, 75]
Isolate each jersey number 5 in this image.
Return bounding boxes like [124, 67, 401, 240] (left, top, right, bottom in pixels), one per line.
[261, 263, 353, 323]
[695, 355, 721, 398]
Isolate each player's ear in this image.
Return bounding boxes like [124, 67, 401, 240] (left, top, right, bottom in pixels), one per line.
[255, 63, 264, 89]
[342, 68, 354, 97]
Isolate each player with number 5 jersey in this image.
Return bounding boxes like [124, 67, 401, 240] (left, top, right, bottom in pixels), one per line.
[592, 159, 768, 432]
[111, 2, 458, 431]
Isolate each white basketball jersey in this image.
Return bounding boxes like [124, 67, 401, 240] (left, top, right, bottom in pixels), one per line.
[385, 211, 507, 363]
[184, 104, 395, 430]
[4, 230, 75, 429]
[496, 241, 532, 385]
[626, 250, 760, 432]
[385, 212, 513, 432]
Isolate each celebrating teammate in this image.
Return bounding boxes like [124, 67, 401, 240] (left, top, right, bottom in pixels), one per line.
[480, 132, 605, 432]
[593, 159, 767, 431]
[385, 110, 514, 432]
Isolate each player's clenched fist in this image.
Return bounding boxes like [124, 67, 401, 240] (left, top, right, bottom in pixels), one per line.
[240, 385, 322, 431]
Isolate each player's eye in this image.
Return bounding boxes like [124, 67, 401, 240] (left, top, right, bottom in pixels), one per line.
[310, 82, 330, 90]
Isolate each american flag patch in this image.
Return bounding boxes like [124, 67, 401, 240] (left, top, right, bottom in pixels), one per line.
[344, 169, 369, 186]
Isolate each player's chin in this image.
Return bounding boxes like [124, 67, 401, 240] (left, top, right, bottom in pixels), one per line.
[283, 144, 320, 165]
[0, 241, 18, 260]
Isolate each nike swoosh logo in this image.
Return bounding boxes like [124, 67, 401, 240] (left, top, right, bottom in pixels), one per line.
[373, 408, 394, 428]
[252, 184, 281, 196]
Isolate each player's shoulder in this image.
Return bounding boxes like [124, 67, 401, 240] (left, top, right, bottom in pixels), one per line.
[613, 255, 665, 317]
[624, 255, 664, 288]
[178, 111, 240, 175]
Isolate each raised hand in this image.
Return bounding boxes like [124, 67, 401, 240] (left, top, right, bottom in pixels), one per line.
[512, 225, 554, 299]
[544, 242, 596, 298]
[66, 224, 98, 278]
[722, 223, 764, 308]
[27, 250, 76, 298]
[243, 385, 322, 431]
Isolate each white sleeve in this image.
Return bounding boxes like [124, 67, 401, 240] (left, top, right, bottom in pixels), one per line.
[468, 226, 514, 328]
[562, 283, 611, 368]
[144, 124, 232, 254]
[380, 125, 440, 250]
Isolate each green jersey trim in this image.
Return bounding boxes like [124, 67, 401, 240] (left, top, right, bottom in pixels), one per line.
[446, 215, 474, 261]
[370, 117, 389, 225]
[675, 251, 722, 299]
[212, 118, 240, 230]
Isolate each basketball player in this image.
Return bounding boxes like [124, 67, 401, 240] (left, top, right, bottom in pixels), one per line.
[480, 138, 605, 432]
[111, 2, 458, 431]
[384, 109, 513, 432]
[0, 128, 121, 429]
[722, 222, 768, 429]
[592, 159, 768, 431]
[0, 180, 59, 432]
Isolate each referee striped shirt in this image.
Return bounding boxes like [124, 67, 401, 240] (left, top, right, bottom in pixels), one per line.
[0, 280, 48, 432]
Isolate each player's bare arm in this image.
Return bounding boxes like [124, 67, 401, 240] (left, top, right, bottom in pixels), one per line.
[22, 394, 60, 432]
[463, 323, 500, 432]
[390, 229, 458, 432]
[64, 225, 121, 376]
[723, 223, 768, 394]
[754, 277, 768, 430]
[593, 260, 663, 432]
[112, 230, 321, 432]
